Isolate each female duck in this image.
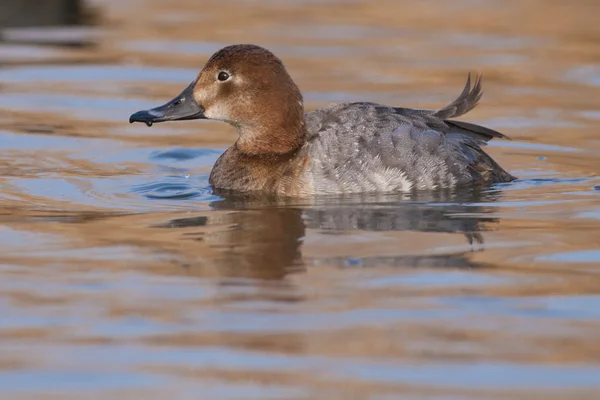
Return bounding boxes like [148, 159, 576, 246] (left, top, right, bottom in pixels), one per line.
[130, 44, 515, 196]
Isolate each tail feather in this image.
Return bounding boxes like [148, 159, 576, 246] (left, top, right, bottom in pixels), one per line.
[434, 73, 483, 120]
[446, 120, 510, 141]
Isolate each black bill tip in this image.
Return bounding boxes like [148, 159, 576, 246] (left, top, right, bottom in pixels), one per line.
[129, 110, 157, 126]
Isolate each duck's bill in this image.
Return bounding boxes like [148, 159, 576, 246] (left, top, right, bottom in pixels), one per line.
[129, 83, 205, 127]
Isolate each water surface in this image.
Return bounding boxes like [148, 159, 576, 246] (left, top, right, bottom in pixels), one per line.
[1, 0, 600, 399]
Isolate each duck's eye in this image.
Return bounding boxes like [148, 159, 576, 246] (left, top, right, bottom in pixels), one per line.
[217, 71, 230, 82]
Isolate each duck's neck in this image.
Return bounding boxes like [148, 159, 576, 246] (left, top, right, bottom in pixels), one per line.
[235, 105, 306, 156]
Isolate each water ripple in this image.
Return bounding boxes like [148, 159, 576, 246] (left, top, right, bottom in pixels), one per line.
[132, 176, 214, 201]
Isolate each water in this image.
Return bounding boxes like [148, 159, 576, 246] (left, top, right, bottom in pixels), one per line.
[1, 0, 600, 399]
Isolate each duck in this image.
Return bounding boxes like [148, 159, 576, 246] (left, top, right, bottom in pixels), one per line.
[129, 44, 516, 197]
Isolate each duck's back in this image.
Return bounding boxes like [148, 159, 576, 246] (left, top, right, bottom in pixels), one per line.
[303, 76, 515, 194]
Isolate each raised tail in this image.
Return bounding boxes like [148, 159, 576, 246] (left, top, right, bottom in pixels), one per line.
[434, 73, 483, 120]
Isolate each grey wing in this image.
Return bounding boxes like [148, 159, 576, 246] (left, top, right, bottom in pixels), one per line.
[304, 76, 514, 193]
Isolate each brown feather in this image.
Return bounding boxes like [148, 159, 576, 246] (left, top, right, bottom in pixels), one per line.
[434, 73, 484, 120]
[445, 120, 510, 141]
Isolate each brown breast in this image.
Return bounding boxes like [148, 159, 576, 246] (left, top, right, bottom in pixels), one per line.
[209, 145, 312, 196]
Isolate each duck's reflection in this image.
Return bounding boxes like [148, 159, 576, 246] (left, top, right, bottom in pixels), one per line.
[163, 188, 502, 280]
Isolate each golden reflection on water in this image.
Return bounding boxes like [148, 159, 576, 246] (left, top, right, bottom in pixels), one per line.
[1, 0, 600, 399]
